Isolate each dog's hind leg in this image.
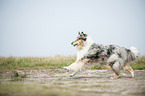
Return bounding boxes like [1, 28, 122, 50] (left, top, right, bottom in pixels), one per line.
[123, 64, 134, 78]
[110, 61, 121, 79]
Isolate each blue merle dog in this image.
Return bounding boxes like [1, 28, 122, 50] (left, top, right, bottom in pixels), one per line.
[64, 32, 140, 79]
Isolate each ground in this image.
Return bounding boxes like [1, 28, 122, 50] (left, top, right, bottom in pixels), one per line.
[0, 69, 145, 96]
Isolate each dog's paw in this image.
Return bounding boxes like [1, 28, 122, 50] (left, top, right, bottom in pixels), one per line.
[69, 72, 77, 77]
[110, 77, 118, 79]
[63, 67, 67, 69]
[131, 73, 135, 78]
[70, 74, 75, 77]
[63, 67, 69, 70]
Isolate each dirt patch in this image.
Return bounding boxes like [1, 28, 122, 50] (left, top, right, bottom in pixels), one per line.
[0, 69, 145, 96]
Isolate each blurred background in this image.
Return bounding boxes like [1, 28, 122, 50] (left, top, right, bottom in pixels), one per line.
[0, 0, 145, 57]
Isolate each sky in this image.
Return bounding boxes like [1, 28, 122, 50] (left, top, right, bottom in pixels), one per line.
[0, 0, 145, 57]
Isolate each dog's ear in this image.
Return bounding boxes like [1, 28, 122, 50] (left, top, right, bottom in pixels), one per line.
[78, 32, 80, 35]
[81, 32, 87, 37]
[83, 33, 87, 37]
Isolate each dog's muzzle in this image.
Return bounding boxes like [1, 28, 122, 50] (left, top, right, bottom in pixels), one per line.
[71, 42, 73, 45]
[71, 42, 77, 46]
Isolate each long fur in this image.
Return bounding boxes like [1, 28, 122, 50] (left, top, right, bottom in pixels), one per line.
[76, 35, 94, 60]
[64, 32, 140, 79]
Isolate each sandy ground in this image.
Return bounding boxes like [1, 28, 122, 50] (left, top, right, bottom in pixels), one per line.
[0, 69, 145, 96]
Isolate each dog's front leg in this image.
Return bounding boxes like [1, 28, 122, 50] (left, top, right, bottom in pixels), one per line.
[70, 72, 77, 77]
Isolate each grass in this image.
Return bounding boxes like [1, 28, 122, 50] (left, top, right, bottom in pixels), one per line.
[0, 83, 73, 96]
[0, 55, 145, 74]
[0, 82, 108, 96]
[130, 56, 145, 70]
[0, 55, 76, 74]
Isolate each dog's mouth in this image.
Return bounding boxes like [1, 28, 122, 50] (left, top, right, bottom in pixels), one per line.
[71, 42, 78, 46]
[73, 44, 78, 46]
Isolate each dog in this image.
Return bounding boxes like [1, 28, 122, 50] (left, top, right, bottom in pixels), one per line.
[64, 32, 140, 79]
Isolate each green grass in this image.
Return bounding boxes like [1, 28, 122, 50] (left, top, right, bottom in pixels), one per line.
[0, 55, 76, 74]
[0, 83, 73, 96]
[130, 56, 145, 70]
[0, 55, 145, 74]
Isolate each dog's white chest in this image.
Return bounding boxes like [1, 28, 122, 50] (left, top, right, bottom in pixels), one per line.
[77, 47, 87, 60]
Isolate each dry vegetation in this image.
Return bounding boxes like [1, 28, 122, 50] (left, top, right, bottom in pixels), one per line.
[0, 55, 76, 74]
[0, 55, 145, 74]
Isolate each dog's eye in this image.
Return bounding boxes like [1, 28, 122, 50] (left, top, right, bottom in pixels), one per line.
[78, 38, 82, 40]
[78, 37, 86, 41]
[83, 38, 86, 41]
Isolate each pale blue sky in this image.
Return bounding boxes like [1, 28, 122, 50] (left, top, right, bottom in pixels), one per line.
[0, 0, 145, 57]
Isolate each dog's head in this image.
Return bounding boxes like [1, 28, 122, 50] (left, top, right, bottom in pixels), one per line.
[71, 32, 87, 48]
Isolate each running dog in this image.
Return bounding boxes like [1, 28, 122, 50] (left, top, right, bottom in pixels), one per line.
[64, 32, 140, 79]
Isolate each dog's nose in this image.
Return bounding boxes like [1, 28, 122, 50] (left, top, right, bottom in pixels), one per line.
[71, 42, 73, 45]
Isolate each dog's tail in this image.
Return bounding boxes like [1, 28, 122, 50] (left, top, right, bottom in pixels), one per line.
[130, 46, 140, 59]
